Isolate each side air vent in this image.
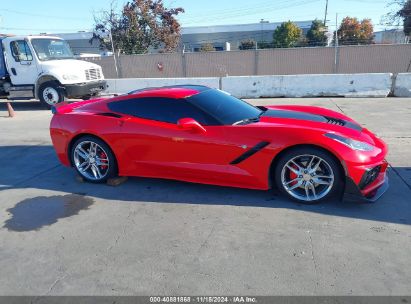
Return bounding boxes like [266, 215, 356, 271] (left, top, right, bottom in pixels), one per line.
[325, 117, 345, 126]
[95, 112, 123, 118]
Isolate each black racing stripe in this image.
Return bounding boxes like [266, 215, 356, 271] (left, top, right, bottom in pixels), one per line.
[262, 109, 327, 123]
[344, 121, 363, 132]
[230, 141, 270, 165]
[262, 109, 362, 132]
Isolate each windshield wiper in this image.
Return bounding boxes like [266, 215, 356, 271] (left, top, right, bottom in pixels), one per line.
[232, 109, 265, 126]
[232, 117, 260, 126]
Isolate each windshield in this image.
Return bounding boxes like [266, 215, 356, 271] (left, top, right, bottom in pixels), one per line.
[186, 89, 263, 125]
[31, 38, 74, 61]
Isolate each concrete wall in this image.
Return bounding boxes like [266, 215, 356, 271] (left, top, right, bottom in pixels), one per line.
[221, 74, 393, 98]
[394, 73, 411, 97]
[106, 77, 220, 94]
[106, 73, 395, 97]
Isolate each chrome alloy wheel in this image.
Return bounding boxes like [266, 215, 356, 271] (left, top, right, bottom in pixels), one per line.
[42, 87, 60, 105]
[73, 141, 110, 181]
[280, 154, 335, 202]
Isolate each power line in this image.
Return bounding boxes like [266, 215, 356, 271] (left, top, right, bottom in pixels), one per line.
[0, 26, 90, 32]
[0, 8, 88, 21]
[180, 0, 321, 24]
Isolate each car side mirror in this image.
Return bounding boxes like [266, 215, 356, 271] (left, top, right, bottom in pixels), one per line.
[177, 118, 206, 133]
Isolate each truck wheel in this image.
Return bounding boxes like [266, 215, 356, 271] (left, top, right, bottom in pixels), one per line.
[39, 81, 66, 109]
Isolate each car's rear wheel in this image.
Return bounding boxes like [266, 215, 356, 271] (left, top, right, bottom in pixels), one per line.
[71, 136, 117, 183]
[274, 147, 342, 204]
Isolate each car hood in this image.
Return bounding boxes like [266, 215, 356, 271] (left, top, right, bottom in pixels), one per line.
[260, 105, 362, 132]
[256, 105, 387, 160]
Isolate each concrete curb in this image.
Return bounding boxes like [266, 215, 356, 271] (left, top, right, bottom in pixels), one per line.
[393, 73, 411, 97]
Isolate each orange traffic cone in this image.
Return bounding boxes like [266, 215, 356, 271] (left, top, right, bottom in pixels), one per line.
[7, 102, 15, 118]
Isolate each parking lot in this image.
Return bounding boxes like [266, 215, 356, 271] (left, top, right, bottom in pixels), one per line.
[0, 97, 410, 296]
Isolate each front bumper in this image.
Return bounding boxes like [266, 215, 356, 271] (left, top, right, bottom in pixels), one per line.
[64, 80, 107, 98]
[343, 163, 389, 203]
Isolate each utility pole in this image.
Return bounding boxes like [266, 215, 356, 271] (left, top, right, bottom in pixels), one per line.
[324, 0, 329, 26]
[109, 30, 119, 78]
[334, 13, 339, 74]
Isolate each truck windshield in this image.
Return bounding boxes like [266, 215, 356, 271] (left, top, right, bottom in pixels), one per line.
[31, 38, 74, 61]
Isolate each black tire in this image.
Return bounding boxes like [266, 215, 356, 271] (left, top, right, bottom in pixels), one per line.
[71, 136, 117, 183]
[274, 147, 343, 204]
[38, 81, 66, 109]
[82, 92, 101, 100]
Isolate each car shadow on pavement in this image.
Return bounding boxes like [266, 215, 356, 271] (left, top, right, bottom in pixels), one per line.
[0, 101, 47, 112]
[0, 145, 410, 226]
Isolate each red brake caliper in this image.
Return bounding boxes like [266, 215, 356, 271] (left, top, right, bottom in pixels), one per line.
[289, 164, 298, 186]
[100, 152, 108, 170]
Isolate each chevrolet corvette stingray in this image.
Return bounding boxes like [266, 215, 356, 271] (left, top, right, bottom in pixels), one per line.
[50, 85, 388, 203]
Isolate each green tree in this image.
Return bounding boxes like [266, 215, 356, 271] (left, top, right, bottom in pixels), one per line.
[199, 43, 216, 52]
[337, 17, 374, 45]
[306, 19, 328, 46]
[239, 39, 256, 50]
[384, 0, 411, 36]
[257, 41, 273, 49]
[272, 21, 302, 48]
[92, 0, 184, 54]
[399, 0, 411, 36]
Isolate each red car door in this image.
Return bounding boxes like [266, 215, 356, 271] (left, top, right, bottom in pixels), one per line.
[109, 97, 240, 186]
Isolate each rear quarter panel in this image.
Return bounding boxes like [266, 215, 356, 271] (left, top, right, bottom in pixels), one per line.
[50, 112, 122, 167]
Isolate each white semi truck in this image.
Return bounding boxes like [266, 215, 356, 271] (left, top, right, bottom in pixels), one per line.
[0, 35, 106, 108]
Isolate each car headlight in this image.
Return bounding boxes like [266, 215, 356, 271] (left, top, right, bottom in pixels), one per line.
[62, 74, 80, 81]
[324, 133, 374, 151]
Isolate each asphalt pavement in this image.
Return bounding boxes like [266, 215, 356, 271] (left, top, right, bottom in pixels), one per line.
[0, 98, 410, 296]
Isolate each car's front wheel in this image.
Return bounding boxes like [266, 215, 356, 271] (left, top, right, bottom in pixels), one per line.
[274, 147, 343, 204]
[39, 81, 66, 109]
[71, 136, 117, 183]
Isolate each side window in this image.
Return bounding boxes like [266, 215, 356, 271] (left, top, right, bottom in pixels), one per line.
[108, 98, 220, 125]
[10, 41, 33, 62]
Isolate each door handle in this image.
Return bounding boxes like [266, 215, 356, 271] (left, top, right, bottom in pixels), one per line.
[11, 68, 17, 75]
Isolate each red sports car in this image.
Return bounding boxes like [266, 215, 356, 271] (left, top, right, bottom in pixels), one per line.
[50, 85, 388, 204]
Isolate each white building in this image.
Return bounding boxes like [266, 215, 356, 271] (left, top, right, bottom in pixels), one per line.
[374, 29, 409, 44]
[181, 21, 315, 51]
[46, 20, 325, 54]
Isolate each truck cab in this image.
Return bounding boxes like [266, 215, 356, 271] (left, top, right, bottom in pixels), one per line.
[0, 35, 106, 108]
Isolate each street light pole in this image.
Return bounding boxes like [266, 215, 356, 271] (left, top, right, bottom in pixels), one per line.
[260, 19, 264, 42]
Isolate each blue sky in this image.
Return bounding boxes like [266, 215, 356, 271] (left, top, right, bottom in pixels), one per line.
[0, 0, 403, 35]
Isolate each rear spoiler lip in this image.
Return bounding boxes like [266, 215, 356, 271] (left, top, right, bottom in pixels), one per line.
[51, 101, 70, 114]
[51, 97, 109, 114]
